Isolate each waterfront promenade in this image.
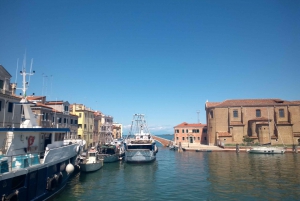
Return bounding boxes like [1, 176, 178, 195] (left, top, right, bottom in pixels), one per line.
[180, 143, 298, 153]
[153, 135, 299, 153]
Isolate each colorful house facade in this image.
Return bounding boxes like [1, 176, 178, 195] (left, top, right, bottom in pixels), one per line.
[174, 122, 207, 146]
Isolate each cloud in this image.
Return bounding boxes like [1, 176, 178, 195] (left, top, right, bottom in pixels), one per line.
[122, 124, 132, 129]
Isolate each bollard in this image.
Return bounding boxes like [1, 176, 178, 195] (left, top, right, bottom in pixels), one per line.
[236, 144, 240, 153]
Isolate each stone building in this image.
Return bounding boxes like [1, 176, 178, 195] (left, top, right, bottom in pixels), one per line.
[27, 97, 79, 138]
[112, 123, 122, 139]
[205, 99, 300, 146]
[174, 122, 207, 146]
[93, 111, 100, 145]
[94, 112, 115, 144]
[0, 65, 22, 128]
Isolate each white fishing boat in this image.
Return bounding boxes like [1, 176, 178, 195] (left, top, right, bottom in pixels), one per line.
[0, 64, 83, 201]
[79, 147, 103, 172]
[124, 114, 158, 163]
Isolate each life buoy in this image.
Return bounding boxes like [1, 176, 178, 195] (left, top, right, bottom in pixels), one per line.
[46, 176, 57, 191]
[3, 190, 18, 201]
[27, 136, 35, 150]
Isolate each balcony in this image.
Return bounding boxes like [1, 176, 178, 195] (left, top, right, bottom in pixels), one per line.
[0, 88, 12, 95]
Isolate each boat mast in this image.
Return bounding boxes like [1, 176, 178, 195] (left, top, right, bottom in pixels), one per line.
[17, 54, 38, 128]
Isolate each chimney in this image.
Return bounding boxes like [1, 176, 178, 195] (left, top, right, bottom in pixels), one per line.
[11, 83, 17, 95]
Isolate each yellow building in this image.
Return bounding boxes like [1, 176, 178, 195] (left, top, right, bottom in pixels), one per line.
[70, 103, 94, 147]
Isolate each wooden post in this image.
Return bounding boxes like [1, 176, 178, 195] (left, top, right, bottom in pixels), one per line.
[178, 142, 182, 152]
[236, 144, 240, 153]
[293, 144, 298, 153]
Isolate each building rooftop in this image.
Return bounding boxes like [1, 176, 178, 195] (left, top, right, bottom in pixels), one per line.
[206, 98, 300, 108]
[174, 122, 207, 128]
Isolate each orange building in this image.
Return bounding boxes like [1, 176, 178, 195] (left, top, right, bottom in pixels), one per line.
[174, 122, 207, 146]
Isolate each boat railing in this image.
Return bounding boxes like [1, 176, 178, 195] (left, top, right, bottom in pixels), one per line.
[0, 152, 42, 174]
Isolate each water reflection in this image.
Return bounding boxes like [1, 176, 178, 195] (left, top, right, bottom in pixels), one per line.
[207, 153, 300, 200]
[53, 147, 300, 201]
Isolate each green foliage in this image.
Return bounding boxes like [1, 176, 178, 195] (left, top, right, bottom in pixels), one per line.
[243, 135, 254, 145]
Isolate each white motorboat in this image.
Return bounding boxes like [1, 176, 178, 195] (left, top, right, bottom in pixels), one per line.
[247, 146, 286, 154]
[79, 147, 103, 172]
[124, 114, 158, 163]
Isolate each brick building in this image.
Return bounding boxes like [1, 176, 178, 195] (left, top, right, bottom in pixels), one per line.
[174, 122, 207, 146]
[205, 99, 300, 146]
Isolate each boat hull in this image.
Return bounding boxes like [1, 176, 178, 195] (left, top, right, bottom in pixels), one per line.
[100, 154, 119, 163]
[125, 149, 156, 163]
[248, 147, 285, 154]
[79, 161, 103, 172]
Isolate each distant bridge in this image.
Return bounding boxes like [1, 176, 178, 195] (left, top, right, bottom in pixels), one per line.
[152, 135, 172, 147]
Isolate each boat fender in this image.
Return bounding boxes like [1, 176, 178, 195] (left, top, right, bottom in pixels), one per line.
[2, 190, 18, 201]
[56, 172, 63, 185]
[66, 163, 75, 174]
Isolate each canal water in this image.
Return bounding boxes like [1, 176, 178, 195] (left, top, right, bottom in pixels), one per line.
[52, 135, 300, 201]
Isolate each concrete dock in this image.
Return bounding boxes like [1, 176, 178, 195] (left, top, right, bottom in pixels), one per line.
[179, 143, 298, 153]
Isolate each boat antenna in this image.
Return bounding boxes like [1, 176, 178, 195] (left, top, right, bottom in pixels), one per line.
[15, 58, 19, 84]
[17, 52, 35, 98]
[27, 58, 33, 87]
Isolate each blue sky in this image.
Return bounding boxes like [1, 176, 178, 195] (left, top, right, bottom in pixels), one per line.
[0, 0, 299, 135]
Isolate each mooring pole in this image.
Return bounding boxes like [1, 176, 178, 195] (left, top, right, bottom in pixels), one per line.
[236, 144, 240, 153]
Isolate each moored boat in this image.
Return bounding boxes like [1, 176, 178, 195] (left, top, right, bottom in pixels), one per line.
[97, 140, 125, 162]
[0, 66, 82, 201]
[97, 144, 120, 163]
[79, 147, 103, 172]
[247, 146, 286, 154]
[124, 114, 158, 163]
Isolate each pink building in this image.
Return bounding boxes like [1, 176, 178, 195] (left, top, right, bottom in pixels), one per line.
[174, 122, 207, 145]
